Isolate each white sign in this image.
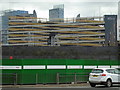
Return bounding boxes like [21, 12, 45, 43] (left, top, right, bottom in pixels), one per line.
[111, 66, 120, 68]
[67, 65, 82, 69]
[47, 65, 66, 69]
[0, 66, 22, 69]
[98, 65, 110, 68]
[84, 66, 97, 69]
[23, 65, 45, 69]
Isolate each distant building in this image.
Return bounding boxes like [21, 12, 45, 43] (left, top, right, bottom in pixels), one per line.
[0, 16, 2, 45]
[104, 15, 117, 46]
[1, 10, 37, 45]
[118, 1, 120, 40]
[49, 4, 64, 22]
[76, 14, 80, 22]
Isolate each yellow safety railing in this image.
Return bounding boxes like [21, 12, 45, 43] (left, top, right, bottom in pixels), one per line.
[8, 40, 47, 43]
[79, 37, 105, 40]
[8, 40, 28, 43]
[56, 31, 104, 34]
[9, 34, 28, 37]
[35, 44, 49, 46]
[8, 28, 44, 31]
[9, 16, 44, 19]
[59, 37, 105, 40]
[9, 22, 46, 25]
[9, 34, 48, 37]
[76, 19, 104, 23]
[61, 43, 103, 46]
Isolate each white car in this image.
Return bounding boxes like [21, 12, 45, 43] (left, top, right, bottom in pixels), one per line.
[89, 68, 120, 87]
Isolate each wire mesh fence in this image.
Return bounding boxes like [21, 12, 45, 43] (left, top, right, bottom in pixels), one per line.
[1, 73, 89, 85]
[1, 73, 17, 85]
[57, 73, 89, 84]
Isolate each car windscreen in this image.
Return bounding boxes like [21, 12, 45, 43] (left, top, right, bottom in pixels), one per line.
[91, 69, 103, 73]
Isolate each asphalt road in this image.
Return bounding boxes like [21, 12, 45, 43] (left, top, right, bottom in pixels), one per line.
[2, 85, 120, 90]
[1, 87, 120, 90]
[1, 84, 120, 90]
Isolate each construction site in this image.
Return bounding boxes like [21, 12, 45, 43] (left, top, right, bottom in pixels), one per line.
[1, 9, 119, 85]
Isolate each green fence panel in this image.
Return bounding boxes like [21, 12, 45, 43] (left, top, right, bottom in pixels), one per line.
[2, 59, 120, 84]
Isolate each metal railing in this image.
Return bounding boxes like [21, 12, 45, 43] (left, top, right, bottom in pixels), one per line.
[1, 73, 17, 85]
[56, 73, 89, 84]
[1, 73, 89, 85]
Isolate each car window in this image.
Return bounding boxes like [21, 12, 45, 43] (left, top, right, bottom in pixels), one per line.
[114, 69, 120, 74]
[106, 69, 115, 74]
[91, 69, 103, 73]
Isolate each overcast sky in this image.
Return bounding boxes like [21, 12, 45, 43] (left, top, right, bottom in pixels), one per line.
[0, 0, 119, 18]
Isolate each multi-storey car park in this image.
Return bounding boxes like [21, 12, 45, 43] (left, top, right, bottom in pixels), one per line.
[4, 16, 105, 46]
[1, 10, 117, 47]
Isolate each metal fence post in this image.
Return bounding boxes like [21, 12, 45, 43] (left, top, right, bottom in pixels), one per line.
[74, 73, 77, 84]
[36, 73, 38, 85]
[56, 73, 59, 84]
[16, 73, 17, 85]
[14, 73, 17, 85]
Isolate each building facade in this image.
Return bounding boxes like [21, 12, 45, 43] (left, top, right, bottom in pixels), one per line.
[49, 4, 64, 22]
[1, 10, 37, 45]
[118, 1, 120, 40]
[104, 15, 117, 46]
[1, 9, 108, 47]
[0, 16, 2, 46]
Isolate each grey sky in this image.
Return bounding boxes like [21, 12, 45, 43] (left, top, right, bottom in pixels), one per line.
[0, 0, 119, 18]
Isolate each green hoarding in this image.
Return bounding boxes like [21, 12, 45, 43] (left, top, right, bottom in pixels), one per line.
[1, 59, 120, 84]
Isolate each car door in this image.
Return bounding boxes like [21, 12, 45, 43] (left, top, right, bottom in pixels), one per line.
[114, 68, 120, 83]
[106, 69, 117, 82]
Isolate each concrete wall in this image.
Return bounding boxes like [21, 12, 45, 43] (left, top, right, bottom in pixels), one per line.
[2, 46, 119, 60]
